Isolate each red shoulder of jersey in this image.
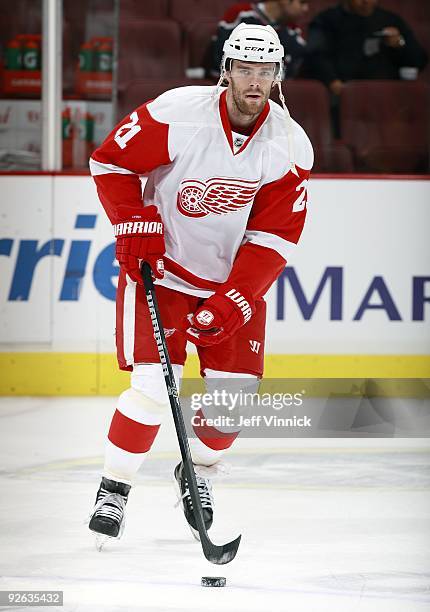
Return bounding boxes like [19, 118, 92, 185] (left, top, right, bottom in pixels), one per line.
[91, 102, 170, 175]
[89, 102, 171, 224]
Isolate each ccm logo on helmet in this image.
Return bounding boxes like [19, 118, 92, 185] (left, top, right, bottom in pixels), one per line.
[244, 46, 265, 51]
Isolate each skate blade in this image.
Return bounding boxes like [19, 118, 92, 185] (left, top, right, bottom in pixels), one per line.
[189, 525, 200, 542]
[95, 534, 111, 551]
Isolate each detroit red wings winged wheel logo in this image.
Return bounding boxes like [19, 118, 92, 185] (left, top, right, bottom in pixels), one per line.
[177, 177, 259, 218]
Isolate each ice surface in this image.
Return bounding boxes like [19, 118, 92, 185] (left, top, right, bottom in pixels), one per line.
[0, 397, 429, 611]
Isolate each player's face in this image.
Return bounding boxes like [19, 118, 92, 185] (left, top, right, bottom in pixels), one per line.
[228, 61, 276, 116]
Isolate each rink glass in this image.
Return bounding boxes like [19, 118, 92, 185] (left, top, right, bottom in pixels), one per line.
[0, 0, 118, 171]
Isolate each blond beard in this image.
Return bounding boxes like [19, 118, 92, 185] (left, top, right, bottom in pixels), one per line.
[230, 81, 269, 117]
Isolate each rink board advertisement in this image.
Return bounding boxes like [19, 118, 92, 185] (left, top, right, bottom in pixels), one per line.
[0, 175, 429, 394]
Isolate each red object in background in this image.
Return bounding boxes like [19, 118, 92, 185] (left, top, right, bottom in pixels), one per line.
[3, 34, 42, 97]
[6, 39, 22, 70]
[340, 80, 430, 173]
[74, 108, 95, 168]
[78, 41, 94, 72]
[75, 37, 113, 99]
[75, 71, 112, 98]
[62, 107, 95, 169]
[62, 107, 74, 168]
[22, 39, 41, 71]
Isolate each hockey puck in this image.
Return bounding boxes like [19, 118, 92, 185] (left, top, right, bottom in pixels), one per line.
[201, 576, 226, 587]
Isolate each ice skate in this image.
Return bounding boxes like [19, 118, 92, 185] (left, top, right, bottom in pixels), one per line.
[89, 477, 131, 550]
[174, 461, 214, 541]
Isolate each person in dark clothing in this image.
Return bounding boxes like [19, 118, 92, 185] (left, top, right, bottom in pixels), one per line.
[209, 0, 310, 79]
[305, 0, 427, 137]
[306, 0, 428, 96]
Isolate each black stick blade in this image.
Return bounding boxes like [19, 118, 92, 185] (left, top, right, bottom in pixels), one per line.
[202, 533, 242, 565]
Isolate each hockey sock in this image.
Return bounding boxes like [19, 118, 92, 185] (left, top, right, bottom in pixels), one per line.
[189, 412, 239, 466]
[103, 388, 166, 483]
[189, 370, 260, 466]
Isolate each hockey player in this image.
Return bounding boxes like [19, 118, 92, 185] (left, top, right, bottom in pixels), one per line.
[88, 23, 313, 543]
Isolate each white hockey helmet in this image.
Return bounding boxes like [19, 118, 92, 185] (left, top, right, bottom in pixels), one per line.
[221, 23, 285, 80]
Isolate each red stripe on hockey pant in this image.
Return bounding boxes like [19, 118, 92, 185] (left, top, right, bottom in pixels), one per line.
[115, 269, 127, 368]
[192, 409, 239, 451]
[108, 409, 160, 453]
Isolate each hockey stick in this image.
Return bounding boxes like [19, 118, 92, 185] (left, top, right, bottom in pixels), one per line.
[141, 262, 241, 565]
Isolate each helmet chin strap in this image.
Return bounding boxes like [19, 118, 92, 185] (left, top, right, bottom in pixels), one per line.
[276, 80, 298, 176]
[215, 71, 226, 91]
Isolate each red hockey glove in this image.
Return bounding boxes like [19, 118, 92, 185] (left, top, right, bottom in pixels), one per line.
[186, 287, 255, 347]
[114, 205, 165, 284]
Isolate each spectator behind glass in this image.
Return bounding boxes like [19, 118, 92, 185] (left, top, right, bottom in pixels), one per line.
[209, 1, 309, 79]
[305, 0, 428, 97]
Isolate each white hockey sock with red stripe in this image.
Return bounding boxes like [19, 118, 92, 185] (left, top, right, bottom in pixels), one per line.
[103, 388, 166, 484]
[103, 363, 183, 484]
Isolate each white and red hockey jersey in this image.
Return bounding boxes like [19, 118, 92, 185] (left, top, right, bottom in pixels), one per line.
[90, 85, 313, 301]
